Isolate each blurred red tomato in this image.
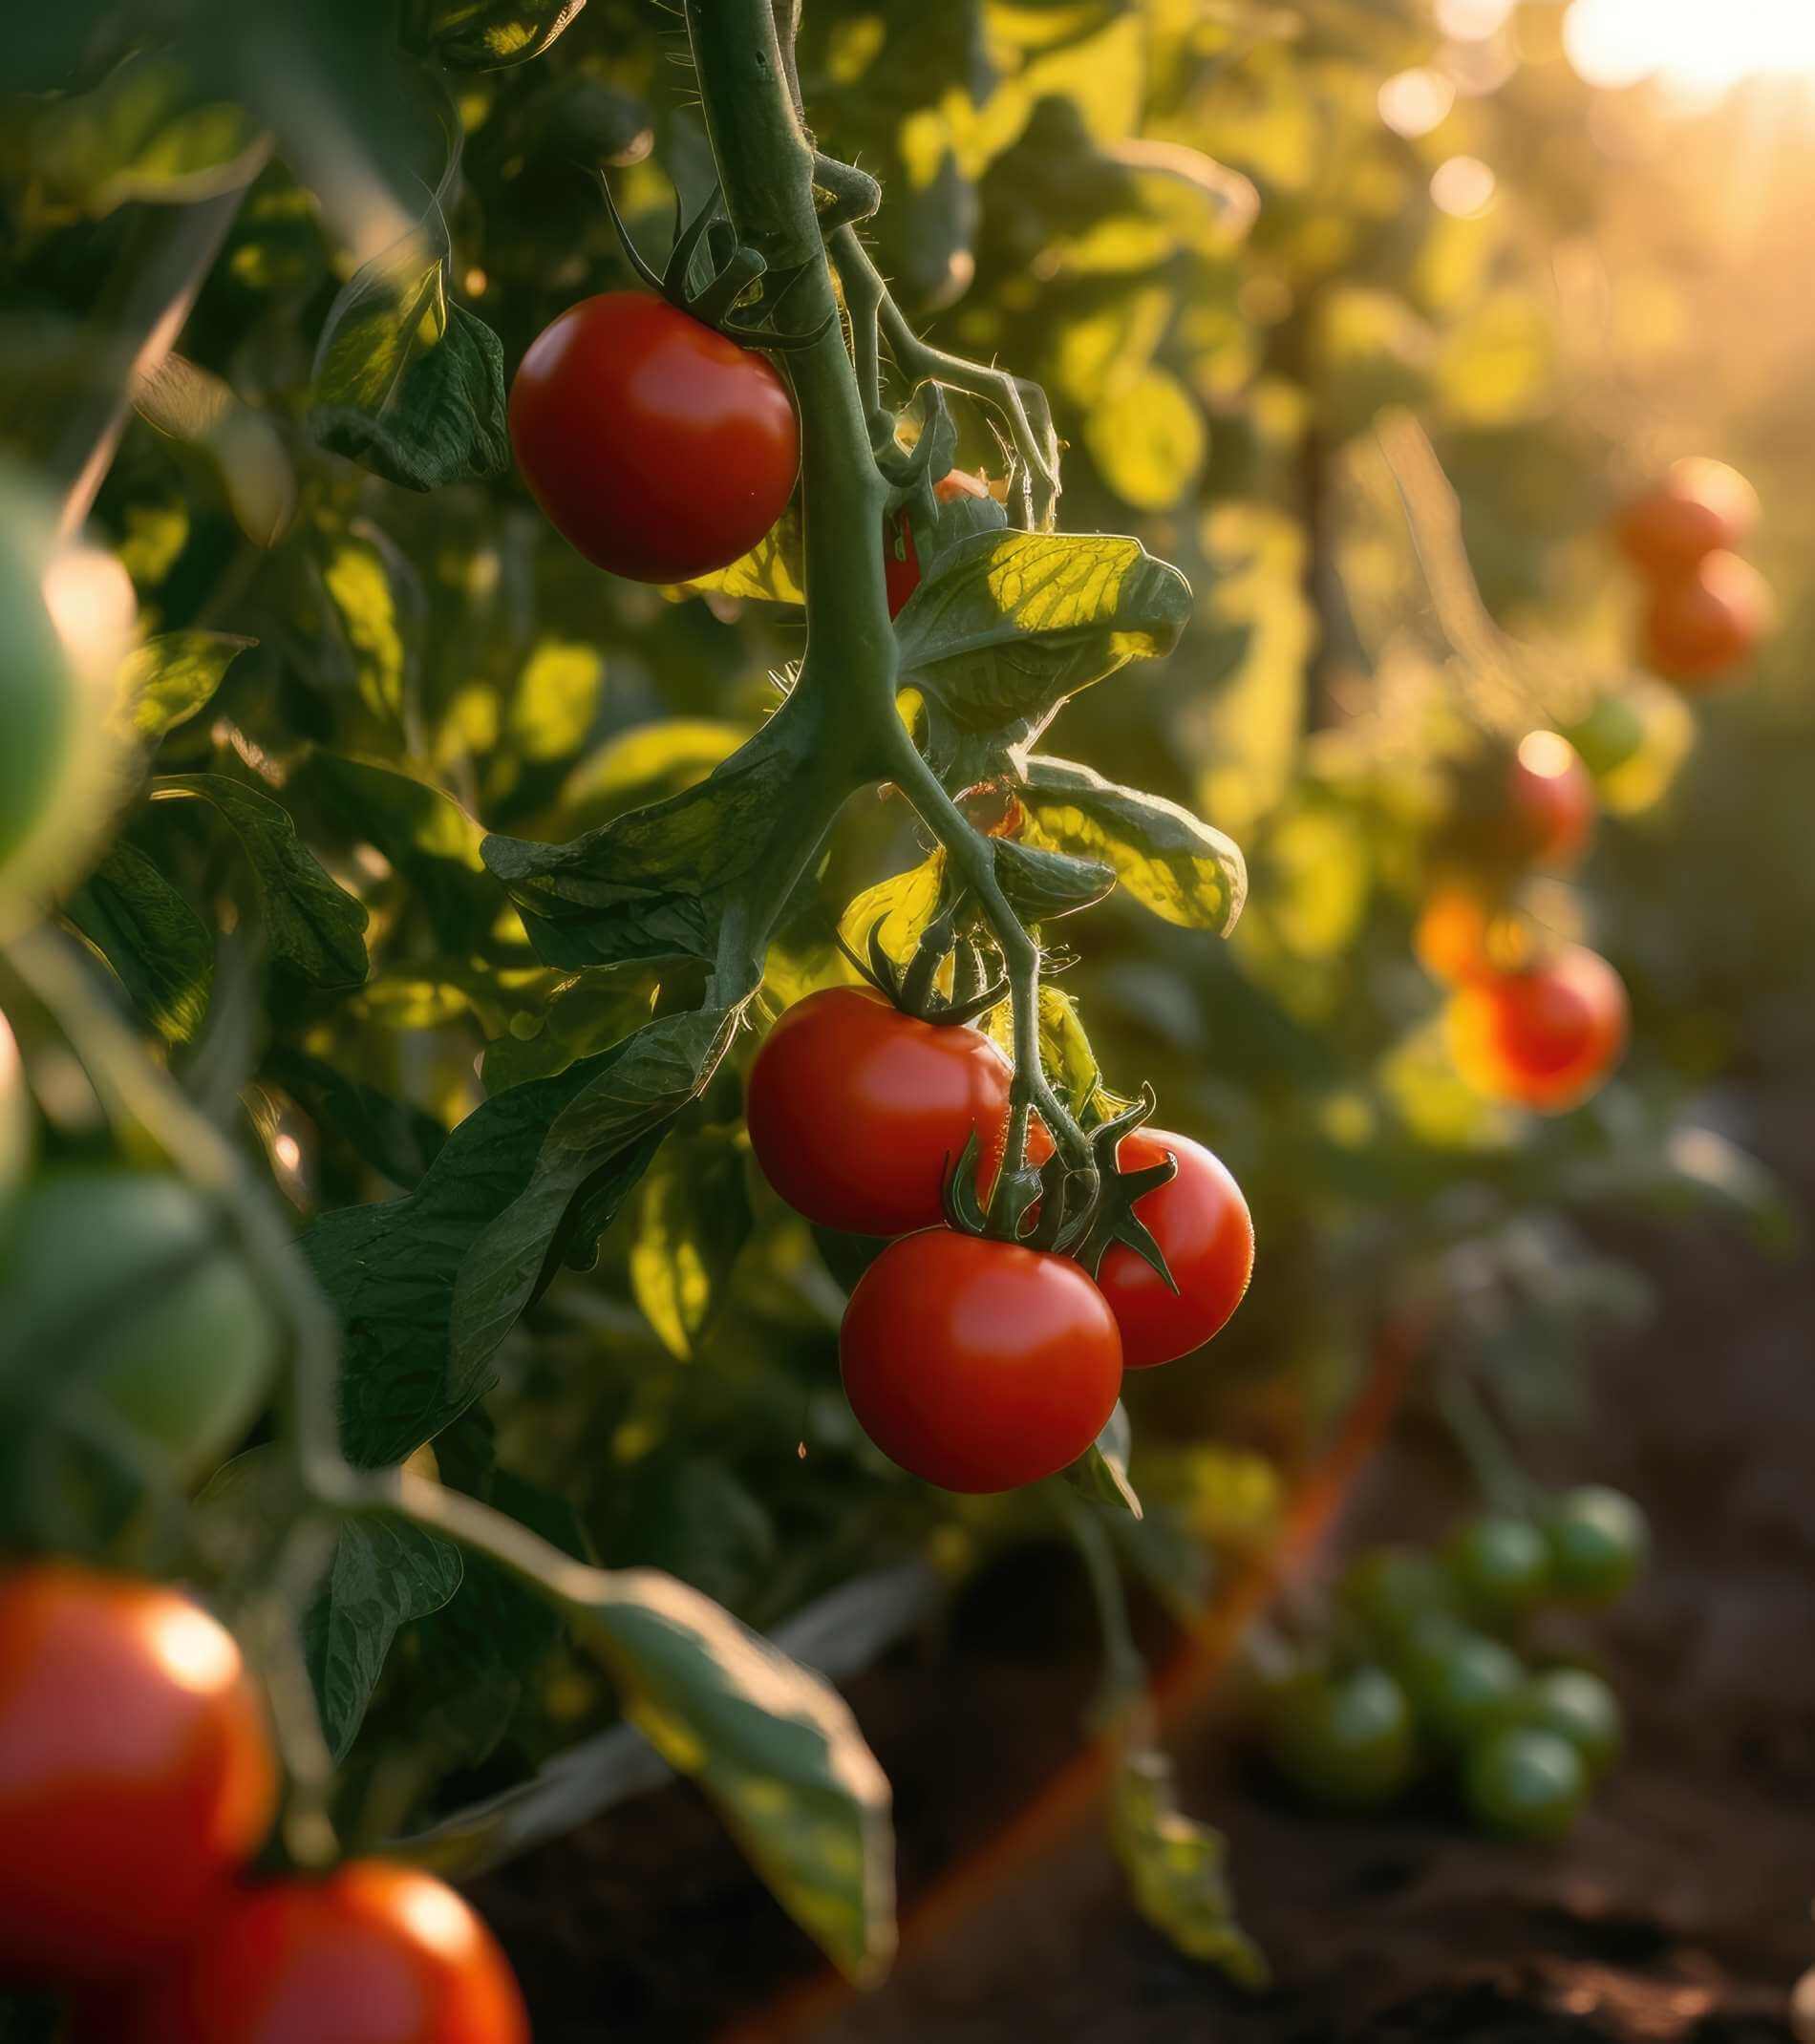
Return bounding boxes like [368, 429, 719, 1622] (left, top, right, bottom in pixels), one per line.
[1614, 458, 1757, 576]
[0, 1565, 274, 1981]
[1642, 551, 1771, 689]
[1446, 945, 1629, 1113]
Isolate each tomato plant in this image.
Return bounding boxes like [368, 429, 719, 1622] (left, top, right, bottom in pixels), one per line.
[510, 294, 799, 583]
[93, 1861, 528, 2044]
[0, 0, 1796, 2022]
[745, 986, 1050, 1237]
[0, 1565, 275, 1981]
[840, 1229, 1123, 1493]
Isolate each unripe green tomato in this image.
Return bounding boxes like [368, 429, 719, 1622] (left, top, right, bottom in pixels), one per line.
[1337, 1545, 1457, 1650]
[0, 1170, 280, 1477]
[0, 1011, 28, 1216]
[1401, 1626, 1525, 1750]
[1518, 1667, 1622, 1780]
[1445, 1514, 1550, 1626]
[1261, 1663, 1417, 1812]
[1563, 692, 1647, 781]
[1463, 1725, 1588, 1842]
[0, 462, 134, 926]
[1544, 1486, 1649, 1606]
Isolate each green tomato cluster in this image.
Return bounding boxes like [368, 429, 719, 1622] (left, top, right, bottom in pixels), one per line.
[1258, 1490, 1646, 1841]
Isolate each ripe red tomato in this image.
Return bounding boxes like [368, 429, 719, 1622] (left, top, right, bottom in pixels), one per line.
[884, 469, 993, 619]
[509, 293, 799, 583]
[94, 1861, 528, 2044]
[746, 985, 1051, 1236]
[0, 1565, 275, 1981]
[1094, 1128, 1253, 1369]
[1642, 550, 1771, 689]
[841, 1228, 1122, 1491]
[1614, 458, 1757, 577]
[1502, 731, 1594, 868]
[1446, 944, 1629, 1113]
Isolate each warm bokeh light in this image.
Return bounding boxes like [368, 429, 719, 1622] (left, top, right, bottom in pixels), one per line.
[1378, 67, 1457, 138]
[1566, 0, 1815, 95]
[1430, 155, 1498, 218]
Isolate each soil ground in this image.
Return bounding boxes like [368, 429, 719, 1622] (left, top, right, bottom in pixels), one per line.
[478, 1085, 1815, 2044]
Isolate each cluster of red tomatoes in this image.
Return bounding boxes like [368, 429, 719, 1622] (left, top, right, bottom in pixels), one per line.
[1615, 458, 1770, 692]
[0, 1564, 527, 2041]
[744, 984, 1254, 1494]
[1257, 1487, 1647, 1841]
[1417, 731, 1629, 1114]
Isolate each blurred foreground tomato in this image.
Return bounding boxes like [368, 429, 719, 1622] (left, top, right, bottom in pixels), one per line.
[0, 1565, 274, 1981]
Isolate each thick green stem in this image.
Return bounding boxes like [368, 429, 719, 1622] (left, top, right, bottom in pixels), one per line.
[686, 0, 1087, 1179]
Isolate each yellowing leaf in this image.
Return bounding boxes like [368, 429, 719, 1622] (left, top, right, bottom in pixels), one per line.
[510, 638, 603, 762]
[1085, 366, 1206, 510]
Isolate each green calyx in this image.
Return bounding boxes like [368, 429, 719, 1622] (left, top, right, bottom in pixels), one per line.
[597, 173, 834, 351]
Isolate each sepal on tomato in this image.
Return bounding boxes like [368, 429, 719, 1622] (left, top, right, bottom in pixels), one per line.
[1076, 1088, 1181, 1294]
[597, 173, 835, 351]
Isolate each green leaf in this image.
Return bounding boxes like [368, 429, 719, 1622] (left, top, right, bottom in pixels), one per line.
[310, 232, 509, 493]
[412, 0, 590, 69]
[451, 1006, 743, 1386]
[480, 969, 658, 1093]
[990, 836, 1116, 923]
[673, 506, 806, 605]
[404, 1469, 588, 1770]
[294, 753, 492, 953]
[1111, 1741, 1268, 1987]
[556, 718, 751, 837]
[896, 529, 1192, 778]
[304, 1054, 622, 1466]
[483, 699, 839, 990]
[1083, 365, 1206, 510]
[117, 632, 256, 744]
[134, 354, 296, 547]
[582, 1568, 895, 1983]
[266, 1047, 447, 1192]
[303, 1515, 463, 1760]
[318, 531, 420, 732]
[1065, 1401, 1142, 1518]
[66, 842, 214, 1045]
[628, 1133, 755, 1359]
[149, 775, 370, 990]
[1019, 755, 1247, 935]
[27, 53, 269, 218]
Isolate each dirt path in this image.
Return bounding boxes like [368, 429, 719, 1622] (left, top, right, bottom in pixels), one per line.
[480, 1091, 1815, 2043]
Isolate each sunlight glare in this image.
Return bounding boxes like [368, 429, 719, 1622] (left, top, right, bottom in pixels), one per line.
[1566, 0, 1815, 96]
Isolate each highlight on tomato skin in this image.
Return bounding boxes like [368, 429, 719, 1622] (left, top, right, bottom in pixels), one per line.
[88, 1860, 529, 2044]
[1095, 1128, 1253, 1370]
[839, 1228, 1123, 1493]
[508, 291, 800, 585]
[744, 984, 1051, 1238]
[1501, 731, 1595, 870]
[1613, 458, 1758, 578]
[1444, 943, 1630, 1113]
[1642, 550, 1772, 690]
[0, 1565, 277, 1984]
